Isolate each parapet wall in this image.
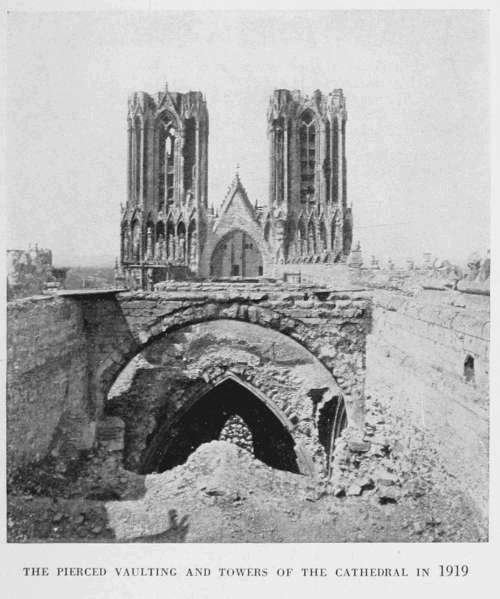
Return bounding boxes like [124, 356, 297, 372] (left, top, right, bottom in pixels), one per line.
[366, 289, 489, 515]
[6, 296, 91, 473]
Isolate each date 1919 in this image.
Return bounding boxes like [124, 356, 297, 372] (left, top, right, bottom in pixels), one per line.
[439, 565, 469, 577]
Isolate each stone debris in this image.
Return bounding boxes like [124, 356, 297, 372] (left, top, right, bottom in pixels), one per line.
[106, 440, 313, 541]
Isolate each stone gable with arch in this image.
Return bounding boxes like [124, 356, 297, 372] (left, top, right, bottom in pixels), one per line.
[199, 173, 272, 278]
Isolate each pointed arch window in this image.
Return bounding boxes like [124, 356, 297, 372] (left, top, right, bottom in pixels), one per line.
[158, 115, 177, 211]
[274, 117, 285, 203]
[133, 117, 142, 203]
[299, 110, 316, 203]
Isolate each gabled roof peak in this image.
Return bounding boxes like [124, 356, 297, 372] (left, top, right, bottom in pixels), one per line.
[217, 167, 255, 221]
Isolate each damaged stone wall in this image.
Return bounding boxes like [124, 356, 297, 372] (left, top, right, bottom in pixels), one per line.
[94, 284, 370, 436]
[104, 320, 347, 479]
[6, 296, 91, 474]
[6, 284, 371, 481]
[365, 289, 489, 516]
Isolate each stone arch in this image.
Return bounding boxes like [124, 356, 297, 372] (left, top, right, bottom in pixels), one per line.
[101, 314, 354, 481]
[210, 229, 264, 278]
[96, 302, 357, 433]
[139, 373, 314, 476]
[157, 111, 179, 209]
[299, 109, 317, 203]
[155, 108, 182, 131]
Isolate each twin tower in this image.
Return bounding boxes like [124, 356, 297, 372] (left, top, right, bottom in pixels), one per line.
[120, 82, 352, 288]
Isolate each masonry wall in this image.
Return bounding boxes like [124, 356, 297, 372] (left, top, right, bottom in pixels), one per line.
[366, 289, 489, 515]
[106, 319, 347, 478]
[269, 262, 354, 288]
[6, 296, 91, 473]
[111, 285, 370, 432]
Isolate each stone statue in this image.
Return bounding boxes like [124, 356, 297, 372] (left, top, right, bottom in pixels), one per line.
[146, 227, 153, 261]
[146, 268, 153, 291]
[274, 219, 285, 263]
[158, 234, 166, 262]
[168, 235, 175, 261]
[123, 230, 130, 260]
[132, 228, 140, 262]
[189, 230, 198, 267]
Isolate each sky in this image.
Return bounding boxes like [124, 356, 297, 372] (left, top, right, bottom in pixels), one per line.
[6, 10, 490, 267]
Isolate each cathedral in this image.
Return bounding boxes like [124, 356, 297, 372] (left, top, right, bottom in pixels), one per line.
[119, 83, 353, 289]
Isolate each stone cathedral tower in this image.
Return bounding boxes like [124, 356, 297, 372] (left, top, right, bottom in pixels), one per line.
[120, 82, 209, 289]
[264, 88, 352, 263]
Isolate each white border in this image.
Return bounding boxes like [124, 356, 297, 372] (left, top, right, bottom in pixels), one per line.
[1, 2, 497, 598]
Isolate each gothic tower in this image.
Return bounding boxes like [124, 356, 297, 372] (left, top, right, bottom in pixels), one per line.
[266, 88, 352, 263]
[120, 82, 209, 289]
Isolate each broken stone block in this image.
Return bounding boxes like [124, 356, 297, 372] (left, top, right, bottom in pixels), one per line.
[348, 440, 371, 453]
[346, 483, 363, 496]
[375, 470, 398, 487]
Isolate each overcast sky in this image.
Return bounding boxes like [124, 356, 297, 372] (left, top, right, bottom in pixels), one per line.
[6, 10, 489, 267]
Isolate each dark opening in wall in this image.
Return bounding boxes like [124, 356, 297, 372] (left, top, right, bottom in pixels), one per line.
[464, 354, 475, 383]
[318, 396, 347, 477]
[141, 378, 301, 475]
[183, 118, 196, 192]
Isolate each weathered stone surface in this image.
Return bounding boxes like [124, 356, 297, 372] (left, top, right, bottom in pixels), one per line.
[7, 284, 370, 482]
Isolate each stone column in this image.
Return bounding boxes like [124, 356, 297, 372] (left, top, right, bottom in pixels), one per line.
[195, 120, 200, 203]
[241, 233, 246, 278]
[131, 123, 136, 203]
[314, 122, 321, 205]
[176, 131, 184, 204]
[269, 127, 275, 206]
[337, 116, 343, 251]
[330, 117, 335, 204]
[139, 121, 144, 207]
[284, 121, 288, 206]
[127, 121, 132, 204]
[146, 122, 154, 210]
[275, 127, 280, 205]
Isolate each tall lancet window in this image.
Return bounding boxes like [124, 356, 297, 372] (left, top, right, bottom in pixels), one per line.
[134, 116, 142, 202]
[274, 117, 285, 203]
[158, 116, 176, 211]
[299, 110, 316, 203]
